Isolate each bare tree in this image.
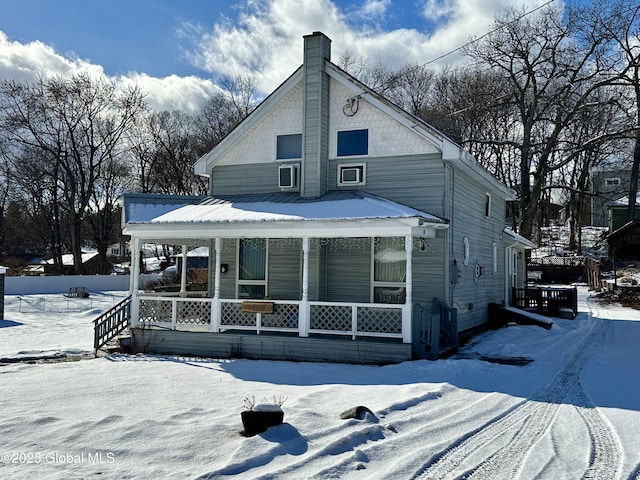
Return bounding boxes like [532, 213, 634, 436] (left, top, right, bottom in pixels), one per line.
[0, 74, 146, 273]
[603, 2, 640, 223]
[465, 3, 628, 239]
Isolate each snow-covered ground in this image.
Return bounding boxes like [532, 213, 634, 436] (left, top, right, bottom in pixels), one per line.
[1, 288, 639, 479]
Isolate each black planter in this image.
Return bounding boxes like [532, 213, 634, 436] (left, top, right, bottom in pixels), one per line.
[241, 410, 284, 436]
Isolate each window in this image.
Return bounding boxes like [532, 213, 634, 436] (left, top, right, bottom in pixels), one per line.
[462, 237, 470, 266]
[276, 134, 302, 160]
[492, 242, 498, 274]
[338, 163, 366, 186]
[238, 238, 267, 298]
[485, 192, 492, 218]
[605, 177, 621, 186]
[372, 237, 406, 304]
[337, 129, 368, 157]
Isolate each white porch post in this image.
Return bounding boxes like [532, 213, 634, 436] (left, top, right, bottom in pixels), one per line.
[130, 236, 141, 328]
[179, 244, 188, 297]
[299, 237, 310, 337]
[211, 238, 221, 332]
[402, 235, 413, 343]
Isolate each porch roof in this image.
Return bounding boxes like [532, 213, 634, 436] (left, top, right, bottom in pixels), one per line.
[123, 191, 447, 240]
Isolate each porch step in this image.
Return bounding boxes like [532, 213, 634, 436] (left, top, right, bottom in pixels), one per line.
[96, 330, 132, 357]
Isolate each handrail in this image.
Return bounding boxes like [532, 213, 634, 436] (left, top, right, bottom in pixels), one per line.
[93, 295, 132, 352]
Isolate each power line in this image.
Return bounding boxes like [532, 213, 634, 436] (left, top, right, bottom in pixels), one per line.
[378, 0, 556, 92]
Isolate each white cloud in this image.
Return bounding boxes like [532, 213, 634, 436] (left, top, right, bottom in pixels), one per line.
[0, 31, 221, 112]
[360, 0, 391, 17]
[0, 31, 105, 82]
[185, 0, 552, 95]
[0, 0, 554, 111]
[120, 73, 223, 113]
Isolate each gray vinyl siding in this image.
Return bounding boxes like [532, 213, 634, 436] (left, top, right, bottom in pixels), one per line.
[217, 240, 238, 299]
[329, 154, 446, 217]
[302, 33, 331, 198]
[412, 229, 446, 305]
[325, 239, 371, 302]
[132, 328, 411, 365]
[211, 163, 284, 196]
[448, 166, 508, 333]
[268, 239, 302, 300]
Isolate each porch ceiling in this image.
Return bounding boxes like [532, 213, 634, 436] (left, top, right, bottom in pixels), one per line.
[123, 191, 447, 240]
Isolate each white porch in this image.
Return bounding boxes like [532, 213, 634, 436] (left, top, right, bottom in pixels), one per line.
[121, 191, 454, 362]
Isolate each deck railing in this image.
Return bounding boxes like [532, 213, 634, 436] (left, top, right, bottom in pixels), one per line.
[93, 295, 132, 352]
[511, 286, 577, 315]
[135, 296, 406, 340]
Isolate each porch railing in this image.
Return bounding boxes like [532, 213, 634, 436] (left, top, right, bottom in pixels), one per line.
[412, 298, 458, 360]
[511, 286, 577, 316]
[93, 295, 132, 352]
[135, 296, 405, 340]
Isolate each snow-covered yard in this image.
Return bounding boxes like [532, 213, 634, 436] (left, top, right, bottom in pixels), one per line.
[1, 288, 639, 479]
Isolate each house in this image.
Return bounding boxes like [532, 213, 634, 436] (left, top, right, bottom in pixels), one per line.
[607, 192, 640, 232]
[108, 242, 131, 260]
[591, 166, 633, 227]
[607, 220, 640, 261]
[43, 251, 101, 275]
[120, 32, 528, 364]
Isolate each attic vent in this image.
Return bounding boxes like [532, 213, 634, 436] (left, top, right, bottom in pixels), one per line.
[279, 164, 299, 190]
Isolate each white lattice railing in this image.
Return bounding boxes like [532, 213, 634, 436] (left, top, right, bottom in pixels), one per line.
[309, 302, 404, 339]
[134, 296, 408, 341]
[138, 296, 211, 329]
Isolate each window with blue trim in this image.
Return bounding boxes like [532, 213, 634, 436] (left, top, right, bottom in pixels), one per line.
[276, 134, 302, 160]
[337, 129, 368, 156]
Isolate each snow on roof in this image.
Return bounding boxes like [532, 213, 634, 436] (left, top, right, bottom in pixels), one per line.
[609, 192, 640, 207]
[127, 191, 445, 225]
[44, 252, 98, 266]
[121, 193, 205, 224]
[503, 228, 536, 248]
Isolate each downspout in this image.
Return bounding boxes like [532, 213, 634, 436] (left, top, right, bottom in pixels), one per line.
[130, 236, 141, 328]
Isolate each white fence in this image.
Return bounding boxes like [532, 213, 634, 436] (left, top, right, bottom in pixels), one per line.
[4, 274, 139, 295]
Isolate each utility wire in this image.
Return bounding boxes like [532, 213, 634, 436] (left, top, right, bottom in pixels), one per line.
[378, 0, 557, 93]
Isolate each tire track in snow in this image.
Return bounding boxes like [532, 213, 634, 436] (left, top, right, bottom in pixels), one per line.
[413, 316, 623, 480]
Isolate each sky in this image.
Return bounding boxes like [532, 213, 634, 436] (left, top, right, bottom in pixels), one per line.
[0, 0, 560, 111]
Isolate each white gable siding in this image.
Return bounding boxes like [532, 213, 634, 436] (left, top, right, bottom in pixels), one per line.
[329, 80, 439, 158]
[214, 83, 304, 167]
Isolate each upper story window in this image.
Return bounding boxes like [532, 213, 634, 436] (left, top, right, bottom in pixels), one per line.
[337, 129, 368, 157]
[605, 177, 621, 186]
[485, 193, 492, 218]
[276, 134, 302, 160]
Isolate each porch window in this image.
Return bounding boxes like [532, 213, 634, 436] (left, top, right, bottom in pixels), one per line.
[238, 238, 267, 298]
[372, 237, 406, 304]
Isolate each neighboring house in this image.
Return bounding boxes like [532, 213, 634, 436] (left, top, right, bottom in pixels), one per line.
[607, 220, 640, 260]
[108, 242, 131, 260]
[608, 192, 640, 232]
[43, 251, 101, 275]
[591, 166, 633, 227]
[120, 32, 528, 364]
